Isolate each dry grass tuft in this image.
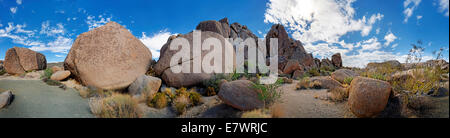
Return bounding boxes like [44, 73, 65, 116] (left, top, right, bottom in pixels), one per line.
[241, 109, 271, 118]
[270, 104, 285, 118]
[329, 87, 348, 102]
[89, 93, 142, 118]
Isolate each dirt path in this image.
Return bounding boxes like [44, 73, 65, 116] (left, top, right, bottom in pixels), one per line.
[275, 81, 356, 118]
[0, 80, 93, 118]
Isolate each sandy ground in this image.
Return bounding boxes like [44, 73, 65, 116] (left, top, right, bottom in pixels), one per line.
[275, 81, 356, 118]
[0, 80, 93, 118]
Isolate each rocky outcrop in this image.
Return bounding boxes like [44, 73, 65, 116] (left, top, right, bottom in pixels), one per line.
[0, 90, 14, 109]
[128, 75, 162, 101]
[218, 80, 263, 111]
[403, 59, 449, 71]
[332, 53, 342, 68]
[64, 21, 152, 90]
[348, 77, 392, 118]
[283, 60, 302, 74]
[50, 71, 71, 81]
[367, 60, 403, 72]
[265, 24, 315, 71]
[331, 69, 358, 84]
[4, 47, 46, 75]
[196, 18, 231, 38]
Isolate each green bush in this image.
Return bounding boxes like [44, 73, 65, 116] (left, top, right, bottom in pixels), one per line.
[308, 68, 321, 76]
[41, 68, 53, 79]
[0, 69, 6, 75]
[188, 90, 202, 106]
[343, 77, 353, 85]
[251, 78, 283, 109]
[148, 92, 168, 109]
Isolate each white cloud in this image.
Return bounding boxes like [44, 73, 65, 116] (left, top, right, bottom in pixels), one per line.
[376, 28, 381, 34]
[0, 22, 36, 46]
[16, 0, 22, 5]
[403, 0, 422, 23]
[384, 32, 397, 46]
[10, 7, 17, 14]
[86, 15, 112, 30]
[40, 21, 65, 36]
[359, 37, 382, 51]
[29, 36, 73, 54]
[416, 15, 423, 20]
[55, 55, 65, 58]
[264, 0, 383, 45]
[438, 0, 449, 16]
[139, 30, 174, 59]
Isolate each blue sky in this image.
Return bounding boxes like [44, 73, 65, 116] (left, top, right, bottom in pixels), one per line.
[0, 0, 448, 67]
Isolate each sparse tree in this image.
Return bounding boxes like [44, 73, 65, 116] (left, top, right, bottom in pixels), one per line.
[406, 40, 425, 64]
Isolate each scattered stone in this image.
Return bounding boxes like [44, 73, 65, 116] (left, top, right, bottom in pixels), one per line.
[0, 90, 14, 109]
[218, 80, 263, 111]
[64, 22, 152, 90]
[348, 77, 392, 118]
[292, 70, 303, 79]
[4, 47, 46, 75]
[50, 71, 71, 81]
[331, 69, 358, 84]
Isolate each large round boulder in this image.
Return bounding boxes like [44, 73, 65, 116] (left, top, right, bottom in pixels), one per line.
[348, 77, 392, 118]
[218, 80, 263, 111]
[331, 69, 358, 84]
[64, 21, 152, 90]
[154, 31, 235, 88]
[50, 71, 71, 81]
[4, 47, 46, 75]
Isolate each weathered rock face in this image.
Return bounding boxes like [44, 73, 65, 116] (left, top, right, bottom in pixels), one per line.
[331, 69, 358, 84]
[218, 80, 263, 111]
[196, 18, 231, 38]
[331, 53, 342, 68]
[348, 77, 392, 118]
[64, 21, 152, 90]
[320, 58, 332, 68]
[309, 76, 344, 90]
[3, 47, 47, 75]
[283, 60, 302, 74]
[154, 31, 235, 88]
[265, 24, 314, 70]
[128, 75, 162, 101]
[0, 90, 14, 109]
[50, 71, 71, 81]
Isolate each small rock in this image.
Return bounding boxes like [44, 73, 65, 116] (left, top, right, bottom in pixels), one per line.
[331, 69, 358, 84]
[128, 75, 162, 101]
[218, 80, 263, 111]
[0, 90, 14, 109]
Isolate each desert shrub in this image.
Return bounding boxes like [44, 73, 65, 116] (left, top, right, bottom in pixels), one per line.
[329, 87, 348, 102]
[188, 90, 202, 106]
[343, 77, 353, 85]
[367, 73, 387, 81]
[206, 87, 216, 96]
[308, 68, 321, 76]
[172, 95, 189, 115]
[163, 88, 175, 100]
[0, 69, 6, 76]
[296, 77, 310, 90]
[89, 93, 142, 118]
[203, 74, 231, 92]
[40, 68, 53, 79]
[241, 109, 271, 118]
[251, 78, 283, 109]
[148, 92, 168, 109]
[399, 68, 442, 95]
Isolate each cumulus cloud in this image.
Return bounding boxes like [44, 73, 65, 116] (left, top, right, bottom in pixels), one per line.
[10, 7, 17, 14]
[29, 36, 73, 53]
[384, 32, 397, 46]
[86, 15, 112, 30]
[438, 0, 449, 16]
[40, 21, 65, 36]
[264, 0, 383, 44]
[16, 0, 22, 5]
[403, 0, 422, 23]
[139, 30, 174, 59]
